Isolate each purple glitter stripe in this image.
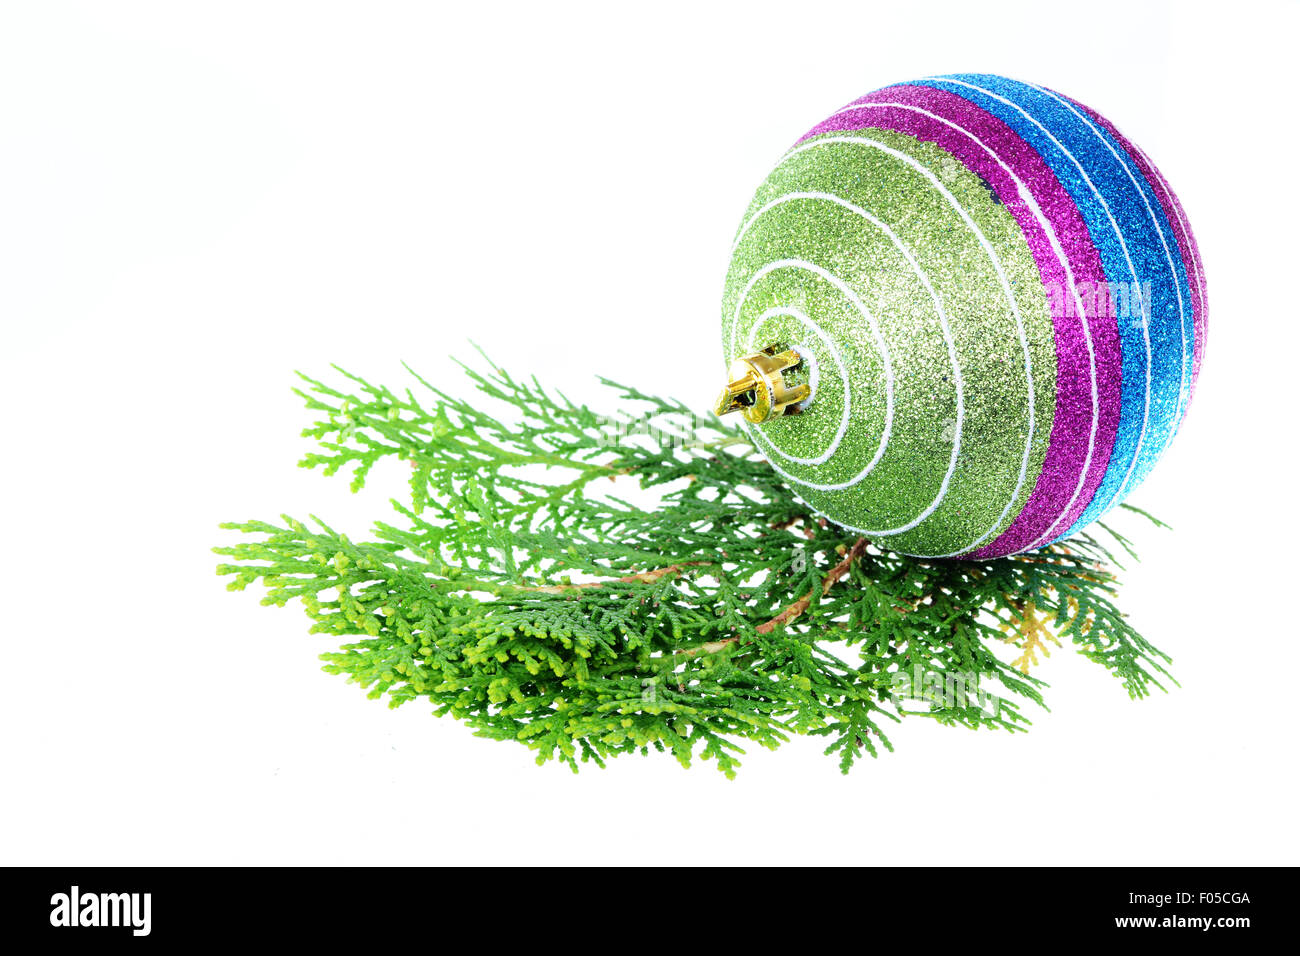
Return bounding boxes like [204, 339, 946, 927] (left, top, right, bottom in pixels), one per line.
[1065, 96, 1207, 409]
[798, 85, 1122, 557]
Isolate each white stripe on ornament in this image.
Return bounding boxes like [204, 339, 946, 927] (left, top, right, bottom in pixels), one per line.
[743, 305, 850, 466]
[920, 75, 1154, 552]
[1029, 83, 1190, 481]
[774, 134, 1037, 554]
[1134, 143, 1206, 319]
[730, 258, 895, 486]
[1131, 138, 1206, 397]
[826, 98, 1102, 555]
[729, 191, 964, 532]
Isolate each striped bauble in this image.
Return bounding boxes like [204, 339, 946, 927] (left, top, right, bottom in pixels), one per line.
[721, 74, 1206, 558]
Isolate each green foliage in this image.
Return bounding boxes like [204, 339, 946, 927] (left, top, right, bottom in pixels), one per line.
[214, 358, 1173, 777]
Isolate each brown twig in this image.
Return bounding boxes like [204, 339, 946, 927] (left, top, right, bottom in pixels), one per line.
[673, 639, 736, 660]
[521, 562, 708, 594]
[656, 538, 876, 667]
[757, 536, 868, 634]
[670, 536, 869, 661]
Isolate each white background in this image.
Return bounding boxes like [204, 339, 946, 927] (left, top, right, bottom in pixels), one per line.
[2, 0, 1296, 866]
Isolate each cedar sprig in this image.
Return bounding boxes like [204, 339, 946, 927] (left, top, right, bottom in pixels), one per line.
[215, 358, 1172, 777]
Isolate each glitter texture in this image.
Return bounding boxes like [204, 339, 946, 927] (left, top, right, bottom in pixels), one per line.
[721, 74, 1206, 557]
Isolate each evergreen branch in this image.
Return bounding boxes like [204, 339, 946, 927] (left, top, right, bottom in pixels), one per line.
[215, 362, 1175, 776]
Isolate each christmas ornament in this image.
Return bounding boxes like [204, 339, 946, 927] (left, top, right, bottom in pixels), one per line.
[219, 75, 1201, 776]
[717, 74, 1205, 558]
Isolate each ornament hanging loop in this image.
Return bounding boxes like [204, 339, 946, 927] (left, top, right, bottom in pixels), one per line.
[714, 345, 810, 424]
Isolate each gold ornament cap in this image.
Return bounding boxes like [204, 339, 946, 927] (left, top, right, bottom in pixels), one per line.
[714, 345, 810, 424]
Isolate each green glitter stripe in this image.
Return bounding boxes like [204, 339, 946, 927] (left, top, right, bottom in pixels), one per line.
[721, 129, 1056, 556]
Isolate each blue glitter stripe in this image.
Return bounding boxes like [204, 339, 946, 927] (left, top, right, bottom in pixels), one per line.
[906, 74, 1190, 542]
[1072, 98, 1198, 440]
[1049, 91, 1198, 475]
